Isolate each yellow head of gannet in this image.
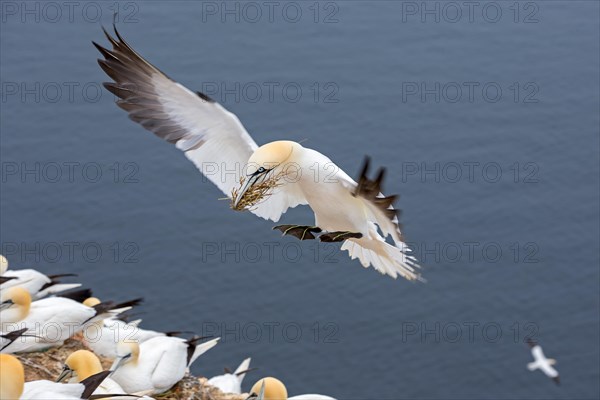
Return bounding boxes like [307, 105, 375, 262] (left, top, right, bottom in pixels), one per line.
[0, 254, 8, 275]
[0, 354, 25, 399]
[251, 377, 288, 400]
[83, 297, 101, 307]
[0, 287, 31, 319]
[248, 141, 297, 171]
[233, 141, 300, 209]
[58, 350, 103, 382]
[111, 341, 140, 371]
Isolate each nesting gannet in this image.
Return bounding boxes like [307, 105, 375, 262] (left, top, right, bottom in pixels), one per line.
[93, 26, 421, 281]
[81, 297, 166, 359]
[249, 377, 336, 400]
[0, 256, 80, 299]
[527, 339, 560, 385]
[57, 350, 127, 395]
[207, 357, 253, 394]
[110, 336, 220, 394]
[0, 287, 140, 352]
[0, 353, 111, 400]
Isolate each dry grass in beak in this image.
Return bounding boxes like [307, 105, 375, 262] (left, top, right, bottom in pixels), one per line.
[230, 171, 287, 211]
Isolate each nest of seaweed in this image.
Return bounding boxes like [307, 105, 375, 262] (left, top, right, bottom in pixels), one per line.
[230, 171, 287, 212]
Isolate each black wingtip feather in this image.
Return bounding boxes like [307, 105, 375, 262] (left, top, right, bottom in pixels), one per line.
[353, 156, 403, 228]
[59, 288, 93, 303]
[81, 371, 111, 399]
[101, 25, 119, 48]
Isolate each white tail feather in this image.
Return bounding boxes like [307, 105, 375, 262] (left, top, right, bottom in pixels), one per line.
[35, 283, 82, 299]
[341, 230, 422, 281]
[189, 337, 220, 366]
[234, 357, 252, 383]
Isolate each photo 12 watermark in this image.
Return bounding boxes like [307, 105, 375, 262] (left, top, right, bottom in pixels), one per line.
[200, 320, 340, 344]
[399, 1, 540, 24]
[1, 161, 140, 184]
[1, 241, 141, 264]
[199, 81, 340, 104]
[1, 82, 104, 104]
[199, 1, 340, 24]
[0, 1, 140, 24]
[400, 321, 540, 343]
[401, 81, 540, 104]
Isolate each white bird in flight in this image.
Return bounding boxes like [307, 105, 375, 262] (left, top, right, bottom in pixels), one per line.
[0, 354, 111, 400]
[527, 339, 560, 385]
[93, 26, 421, 281]
[0, 255, 80, 298]
[207, 357, 253, 394]
[110, 336, 220, 394]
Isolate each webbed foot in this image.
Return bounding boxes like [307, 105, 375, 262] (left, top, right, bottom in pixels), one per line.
[273, 225, 322, 240]
[319, 231, 363, 242]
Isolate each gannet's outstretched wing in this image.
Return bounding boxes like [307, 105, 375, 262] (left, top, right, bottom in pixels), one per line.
[94, 26, 257, 198]
[94, 26, 304, 222]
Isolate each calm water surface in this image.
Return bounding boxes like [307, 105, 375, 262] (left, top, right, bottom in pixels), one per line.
[1, 2, 598, 399]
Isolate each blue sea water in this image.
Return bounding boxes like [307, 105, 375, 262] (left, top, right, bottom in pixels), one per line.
[1, 1, 598, 399]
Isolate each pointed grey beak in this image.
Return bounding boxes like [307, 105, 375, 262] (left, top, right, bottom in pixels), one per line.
[109, 354, 130, 373]
[257, 380, 266, 400]
[0, 299, 14, 311]
[233, 166, 274, 209]
[56, 365, 73, 382]
[233, 175, 257, 208]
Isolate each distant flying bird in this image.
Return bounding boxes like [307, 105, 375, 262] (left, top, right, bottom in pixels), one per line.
[207, 357, 253, 394]
[249, 377, 336, 400]
[527, 339, 560, 385]
[110, 336, 220, 394]
[0, 354, 110, 400]
[93, 26, 421, 281]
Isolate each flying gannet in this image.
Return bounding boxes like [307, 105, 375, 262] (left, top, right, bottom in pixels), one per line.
[0, 287, 140, 352]
[0, 354, 111, 400]
[93, 27, 421, 281]
[207, 357, 253, 394]
[527, 339, 560, 385]
[0, 255, 81, 298]
[110, 336, 220, 394]
[249, 377, 336, 400]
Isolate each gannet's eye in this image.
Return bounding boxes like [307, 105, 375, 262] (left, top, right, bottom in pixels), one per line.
[257, 167, 266, 173]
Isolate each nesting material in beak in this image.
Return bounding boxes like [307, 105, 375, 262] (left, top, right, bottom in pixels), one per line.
[230, 170, 287, 212]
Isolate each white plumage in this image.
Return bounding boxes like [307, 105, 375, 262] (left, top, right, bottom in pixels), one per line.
[0, 256, 80, 299]
[0, 288, 133, 352]
[207, 357, 252, 394]
[110, 336, 220, 394]
[527, 340, 560, 385]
